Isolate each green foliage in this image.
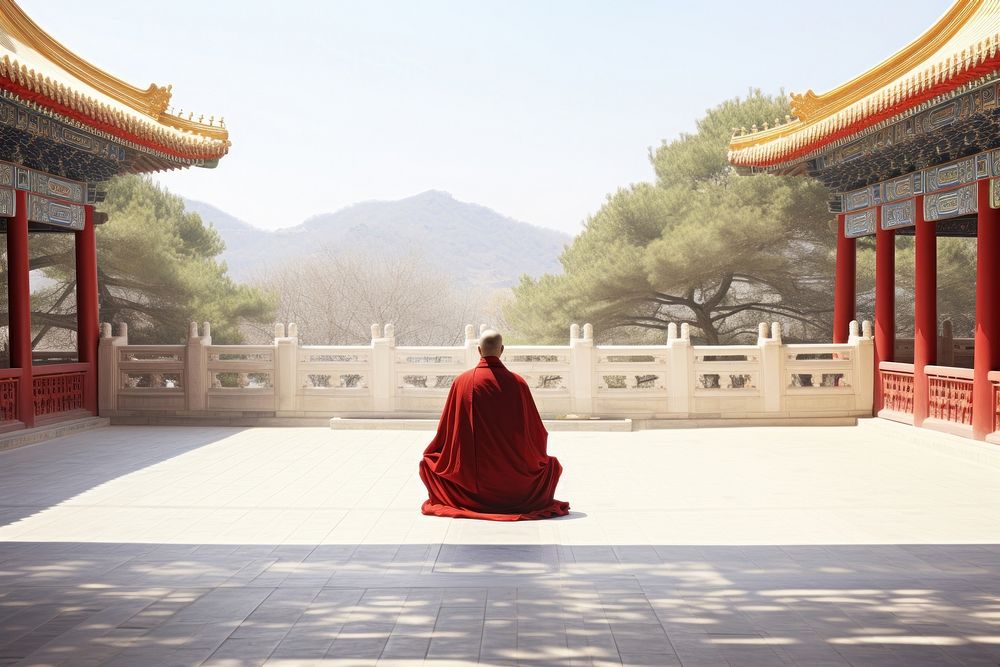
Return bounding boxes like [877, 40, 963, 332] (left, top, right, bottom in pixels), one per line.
[21, 176, 275, 345]
[505, 91, 835, 344]
[94, 176, 275, 343]
[857, 234, 976, 339]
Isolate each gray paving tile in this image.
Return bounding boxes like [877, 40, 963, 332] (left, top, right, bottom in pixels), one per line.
[0, 424, 998, 664]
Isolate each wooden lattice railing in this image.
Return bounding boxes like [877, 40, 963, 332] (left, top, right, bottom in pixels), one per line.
[926, 366, 974, 426]
[995, 382, 1000, 434]
[32, 367, 85, 417]
[989, 371, 1000, 434]
[879, 362, 914, 414]
[0, 376, 18, 423]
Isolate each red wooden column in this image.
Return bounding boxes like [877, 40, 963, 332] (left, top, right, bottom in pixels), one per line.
[7, 190, 34, 427]
[913, 195, 936, 427]
[833, 213, 856, 343]
[874, 206, 895, 413]
[973, 181, 1000, 439]
[75, 205, 99, 414]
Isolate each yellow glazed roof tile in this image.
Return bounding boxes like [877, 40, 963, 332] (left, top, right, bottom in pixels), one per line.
[729, 0, 1000, 168]
[0, 0, 229, 162]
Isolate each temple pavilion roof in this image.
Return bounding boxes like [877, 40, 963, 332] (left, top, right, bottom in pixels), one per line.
[0, 0, 229, 173]
[728, 0, 1000, 173]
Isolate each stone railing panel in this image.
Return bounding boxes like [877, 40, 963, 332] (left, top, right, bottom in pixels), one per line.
[98, 321, 876, 421]
[206, 344, 276, 412]
[783, 343, 862, 415]
[290, 345, 374, 415]
[116, 345, 186, 412]
[592, 345, 669, 418]
[298, 346, 372, 391]
[691, 345, 763, 416]
[504, 345, 574, 416]
[393, 345, 467, 414]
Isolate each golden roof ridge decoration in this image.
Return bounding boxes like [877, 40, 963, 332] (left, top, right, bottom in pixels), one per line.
[0, 0, 228, 145]
[788, 1, 977, 123]
[728, 0, 1000, 167]
[0, 54, 227, 159]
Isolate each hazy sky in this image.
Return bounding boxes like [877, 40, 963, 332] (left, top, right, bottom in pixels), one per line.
[22, 1, 948, 235]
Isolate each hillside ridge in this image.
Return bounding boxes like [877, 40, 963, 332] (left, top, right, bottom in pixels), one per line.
[184, 190, 571, 288]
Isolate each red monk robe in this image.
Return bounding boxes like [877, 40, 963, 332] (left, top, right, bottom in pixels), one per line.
[419, 355, 570, 520]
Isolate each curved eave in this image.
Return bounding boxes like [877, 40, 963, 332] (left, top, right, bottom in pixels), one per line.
[0, 64, 230, 163]
[730, 62, 1000, 172]
[728, 0, 1000, 169]
[0, 0, 229, 159]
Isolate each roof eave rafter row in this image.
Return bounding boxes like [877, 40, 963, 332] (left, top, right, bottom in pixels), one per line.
[1, 89, 208, 173]
[0, 54, 230, 162]
[731, 68, 1000, 175]
[729, 3, 1000, 170]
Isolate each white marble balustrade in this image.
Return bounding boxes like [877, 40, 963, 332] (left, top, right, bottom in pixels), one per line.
[98, 320, 874, 421]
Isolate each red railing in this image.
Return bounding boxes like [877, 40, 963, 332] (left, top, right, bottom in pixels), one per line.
[0, 368, 22, 425]
[0, 376, 18, 423]
[32, 364, 87, 417]
[989, 371, 1000, 434]
[926, 365, 974, 426]
[879, 362, 914, 414]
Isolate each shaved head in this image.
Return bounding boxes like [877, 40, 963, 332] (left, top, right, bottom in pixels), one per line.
[478, 329, 504, 357]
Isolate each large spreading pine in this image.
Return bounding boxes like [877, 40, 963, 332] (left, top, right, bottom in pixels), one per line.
[505, 92, 836, 344]
[5, 175, 274, 347]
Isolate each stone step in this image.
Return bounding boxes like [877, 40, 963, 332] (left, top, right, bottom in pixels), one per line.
[0, 416, 109, 453]
[633, 416, 860, 429]
[330, 417, 634, 431]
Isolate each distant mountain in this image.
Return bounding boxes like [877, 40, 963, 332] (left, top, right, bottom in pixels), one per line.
[185, 191, 571, 288]
[181, 199, 261, 258]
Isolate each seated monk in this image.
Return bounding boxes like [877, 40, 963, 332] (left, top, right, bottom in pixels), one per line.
[419, 329, 570, 521]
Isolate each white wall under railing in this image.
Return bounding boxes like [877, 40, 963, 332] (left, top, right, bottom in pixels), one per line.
[98, 320, 874, 422]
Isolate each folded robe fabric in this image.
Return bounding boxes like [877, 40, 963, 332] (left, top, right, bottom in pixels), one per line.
[419, 356, 569, 521]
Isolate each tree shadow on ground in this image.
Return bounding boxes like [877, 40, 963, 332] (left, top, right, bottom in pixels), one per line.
[0, 541, 999, 665]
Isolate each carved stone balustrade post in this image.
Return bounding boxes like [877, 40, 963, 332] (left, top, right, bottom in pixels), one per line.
[275, 322, 299, 415]
[464, 324, 479, 368]
[98, 321, 128, 415]
[185, 321, 210, 412]
[759, 321, 783, 414]
[667, 322, 692, 416]
[372, 323, 396, 414]
[570, 323, 594, 416]
[850, 319, 875, 414]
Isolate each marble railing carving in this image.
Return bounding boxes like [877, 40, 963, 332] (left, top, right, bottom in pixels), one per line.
[98, 320, 874, 420]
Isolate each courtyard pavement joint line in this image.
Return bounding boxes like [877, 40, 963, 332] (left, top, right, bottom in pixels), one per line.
[0, 422, 998, 665]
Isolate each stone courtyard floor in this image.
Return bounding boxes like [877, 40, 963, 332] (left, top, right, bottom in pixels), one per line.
[1, 421, 1000, 666]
